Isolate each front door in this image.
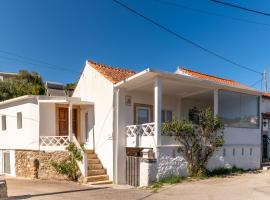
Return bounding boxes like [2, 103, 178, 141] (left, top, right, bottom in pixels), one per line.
[58, 108, 78, 138]
[59, 108, 68, 136]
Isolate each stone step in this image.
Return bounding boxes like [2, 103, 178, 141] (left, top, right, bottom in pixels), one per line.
[85, 175, 109, 182]
[87, 154, 97, 159]
[262, 166, 270, 170]
[88, 159, 100, 164]
[88, 164, 103, 170]
[88, 169, 106, 176]
[88, 180, 113, 185]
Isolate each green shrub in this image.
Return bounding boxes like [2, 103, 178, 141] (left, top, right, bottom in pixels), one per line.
[151, 176, 183, 190]
[52, 142, 83, 181]
[206, 166, 244, 177]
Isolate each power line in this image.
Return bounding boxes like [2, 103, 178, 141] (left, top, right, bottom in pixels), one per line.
[112, 0, 262, 75]
[249, 76, 263, 88]
[0, 50, 80, 74]
[210, 0, 270, 17]
[152, 0, 270, 27]
[0, 55, 79, 74]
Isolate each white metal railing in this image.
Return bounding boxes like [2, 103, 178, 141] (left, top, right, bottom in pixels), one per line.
[72, 135, 88, 177]
[40, 136, 69, 147]
[126, 122, 155, 137]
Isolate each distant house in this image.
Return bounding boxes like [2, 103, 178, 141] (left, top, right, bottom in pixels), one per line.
[1, 60, 270, 187]
[0, 72, 18, 81]
[45, 81, 67, 97]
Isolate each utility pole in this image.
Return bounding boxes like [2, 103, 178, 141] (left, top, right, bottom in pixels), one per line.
[264, 68, 267, 93]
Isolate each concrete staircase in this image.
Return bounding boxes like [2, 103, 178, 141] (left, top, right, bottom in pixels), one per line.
[83, 150, 112, 185]
[262, 162, 270, 170]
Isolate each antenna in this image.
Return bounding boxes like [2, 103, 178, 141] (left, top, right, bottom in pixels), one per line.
[264, 68, 267, 92]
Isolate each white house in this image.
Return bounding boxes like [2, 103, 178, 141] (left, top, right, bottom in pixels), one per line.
[0, 60, 269, 186]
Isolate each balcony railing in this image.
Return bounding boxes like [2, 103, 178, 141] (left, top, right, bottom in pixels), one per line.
[126, 122, 155, 137]
[126, 122, 155, 147]
[39, 136, 69, 150]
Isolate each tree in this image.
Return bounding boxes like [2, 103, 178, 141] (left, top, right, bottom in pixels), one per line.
[161, 108, 224, 177]
[52, 142, 83, 181]
[0, 70, 45, 101]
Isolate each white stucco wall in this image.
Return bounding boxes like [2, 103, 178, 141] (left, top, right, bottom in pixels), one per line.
[73, 63, 114, 181]
[39, 103, 56, 136]
[0, 99, 40, 150]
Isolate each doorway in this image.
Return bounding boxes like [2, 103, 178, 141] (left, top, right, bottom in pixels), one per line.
[58, 107, 79, 139]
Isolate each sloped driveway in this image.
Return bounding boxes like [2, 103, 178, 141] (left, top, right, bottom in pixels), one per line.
[6, 171, 270, 200]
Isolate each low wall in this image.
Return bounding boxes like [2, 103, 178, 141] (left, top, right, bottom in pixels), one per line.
[15, 150, 69, 180]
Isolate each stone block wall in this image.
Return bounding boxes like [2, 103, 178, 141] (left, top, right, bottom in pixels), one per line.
[15, 150, 69, 180]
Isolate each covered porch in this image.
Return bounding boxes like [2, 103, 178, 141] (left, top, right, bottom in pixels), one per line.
[38, 96, 94, 151]
[120, 75, 218, 149]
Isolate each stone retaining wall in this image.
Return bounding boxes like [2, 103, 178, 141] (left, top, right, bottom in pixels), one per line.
[0, 179, 8, 200]
[15, 150, 69, 180]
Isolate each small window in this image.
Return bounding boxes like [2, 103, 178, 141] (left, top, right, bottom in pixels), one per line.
[233, 148, 235, 156]
[2, 115, 6, 131]
[242, 148, 244, 156]
[250, 148, 253, 156]
[162, 110, 173, 123]
[17, 112, 22, 129]
[223, 148, 226, 157]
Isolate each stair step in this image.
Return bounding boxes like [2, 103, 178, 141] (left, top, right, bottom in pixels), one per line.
[88, 164, 103, 170]
[262, 162, 270, 167]
[88, 154, 97, 159]
[88, 159, 100, 164]
[88, 180, 113, 185]
[88, 169, 106, 176]
[85, 149, 95, 154]
[85, 175, 109, 182]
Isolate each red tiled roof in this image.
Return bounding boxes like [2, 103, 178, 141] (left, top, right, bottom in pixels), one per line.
[87, 60, 136, 84]
[177, 67, 249, 88]
[263, 92, 270, 98]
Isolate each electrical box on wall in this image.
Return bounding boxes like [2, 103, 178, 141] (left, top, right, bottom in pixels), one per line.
[263, 119, 269, 132]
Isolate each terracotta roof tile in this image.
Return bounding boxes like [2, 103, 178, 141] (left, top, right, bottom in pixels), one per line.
[263, 92, 270, 98]
[177, 67, 250, 88]
[87, 60, 136, 84]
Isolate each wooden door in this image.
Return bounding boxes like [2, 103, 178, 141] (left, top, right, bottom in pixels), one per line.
[59, 108, 68, 136]
[72, 108, 78, 138]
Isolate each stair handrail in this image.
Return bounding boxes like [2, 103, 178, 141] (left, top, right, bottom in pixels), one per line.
[72, 135, 88, 177]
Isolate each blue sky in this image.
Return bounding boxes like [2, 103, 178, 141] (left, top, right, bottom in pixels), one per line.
[0, 0, 270, 89]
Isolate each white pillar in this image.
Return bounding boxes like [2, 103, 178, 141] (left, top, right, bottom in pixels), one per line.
[176, 96, 182, 120]
[68, 103, 73, 141]
[154, 77, 162, 146]
[214, 89, 218, 116]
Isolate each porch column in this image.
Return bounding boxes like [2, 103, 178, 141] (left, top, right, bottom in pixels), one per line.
[176, 97, 182, 120]
[154, 77, 162, 146]
[214, 89, 218, 116]
[68, 103, 73, 142]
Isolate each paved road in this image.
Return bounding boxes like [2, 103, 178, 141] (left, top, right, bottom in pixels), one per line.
[6, 171, 270, 200]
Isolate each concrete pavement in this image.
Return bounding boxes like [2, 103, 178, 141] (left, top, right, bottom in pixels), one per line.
[6, 171, 270, 200]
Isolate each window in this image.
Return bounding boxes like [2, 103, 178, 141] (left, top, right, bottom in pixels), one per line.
[219, 90, 259, 128]
[17, 112, 22, 129]
[2, 115, 6, 131]
[162, 110, 173, 123]
[136, 106, 151, 124]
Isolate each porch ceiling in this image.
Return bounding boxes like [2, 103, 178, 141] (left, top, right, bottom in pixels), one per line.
[119, 72, 212, 96]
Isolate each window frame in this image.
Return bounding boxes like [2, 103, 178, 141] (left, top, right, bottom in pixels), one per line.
[218, 90, 259, 129]
[162, 110, 173, 123]
[17, 112, 22, 129]
[1, 115, 6, 131]
[133, 103, 153, 125]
